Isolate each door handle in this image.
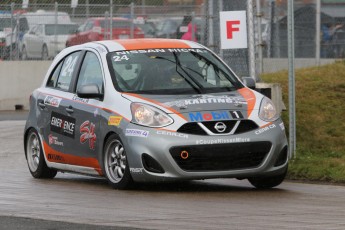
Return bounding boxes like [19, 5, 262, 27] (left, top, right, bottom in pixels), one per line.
[66, 106, 74, 114]
[38, 100, 46, 109]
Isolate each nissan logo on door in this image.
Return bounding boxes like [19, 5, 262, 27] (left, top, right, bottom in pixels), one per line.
[214, 122, 227, 133]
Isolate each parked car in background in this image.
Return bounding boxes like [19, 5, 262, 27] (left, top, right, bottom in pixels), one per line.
[0, 13, 13, 59]
[133, 18, 156, 38]
[21, 23, 78, 60]
[331, 28, 345, 58]
[155, 17, 183, 39]
[0, 10, 72, 60]
[66, 17, 144, 47]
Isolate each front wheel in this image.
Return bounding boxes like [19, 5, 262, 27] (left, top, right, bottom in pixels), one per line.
[248, 167, 288, 189]
[103, 134, 134, 189]
[25, 129, 57, 179]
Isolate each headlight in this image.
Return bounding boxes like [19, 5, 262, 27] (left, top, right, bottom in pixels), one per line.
[259, 97, 279, 122]
[130, 103, 173, 127]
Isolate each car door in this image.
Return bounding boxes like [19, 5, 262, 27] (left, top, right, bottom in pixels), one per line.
[37, 51, 83, 165]
[24, 25, 37, 57]
[32, 24, 44, 57]
[63, 50, 104, 166]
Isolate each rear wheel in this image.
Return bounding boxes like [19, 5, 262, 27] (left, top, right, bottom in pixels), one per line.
[103, 134, 134, 189]
[25, 129, 57, 179]
[248, 167, 287, 189]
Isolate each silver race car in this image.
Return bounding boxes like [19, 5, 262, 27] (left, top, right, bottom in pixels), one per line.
[24, 39, 289, 189]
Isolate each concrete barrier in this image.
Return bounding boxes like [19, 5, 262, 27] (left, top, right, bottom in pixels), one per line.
[0, 58, 339, 111]
[0, 61, 52, 111]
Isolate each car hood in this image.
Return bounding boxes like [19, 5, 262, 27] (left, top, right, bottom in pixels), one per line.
[122, 89, 253, 114]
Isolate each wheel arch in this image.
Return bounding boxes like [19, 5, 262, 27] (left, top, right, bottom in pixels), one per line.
[23, 126, 36, 159]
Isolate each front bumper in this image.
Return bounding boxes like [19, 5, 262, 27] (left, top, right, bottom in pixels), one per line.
[121, 119, 288, 183]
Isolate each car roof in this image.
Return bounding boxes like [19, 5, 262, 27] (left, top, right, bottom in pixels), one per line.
[89, 17, 131, 21]
[85, 38, 205, 52]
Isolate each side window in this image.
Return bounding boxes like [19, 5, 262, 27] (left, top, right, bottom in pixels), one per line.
[85, 21, 94, 31]
[46, 61, 63, 88]
[76, 52, 103, 94]
[55, 51, 81, 91]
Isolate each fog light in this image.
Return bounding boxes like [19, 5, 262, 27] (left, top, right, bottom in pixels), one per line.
[180, 150, 189, 160]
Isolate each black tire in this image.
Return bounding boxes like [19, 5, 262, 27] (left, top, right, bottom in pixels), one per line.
[42, 45, 49, 60]
[248, 166, 288, 189]
[103, 134, 134, 189]
[21, 46, 28, 60]
[25, 129, 57, 179]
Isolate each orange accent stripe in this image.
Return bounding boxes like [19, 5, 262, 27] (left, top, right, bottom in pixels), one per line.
[43, 141, 102, 175]
[114, 39, 191, 50]
[155, 127, 177, 132]
[123, 93, 187, 121]
[260, 122, 272, 128]
[237, 88, 256, 118]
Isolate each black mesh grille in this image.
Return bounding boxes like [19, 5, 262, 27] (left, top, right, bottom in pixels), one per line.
[177, 122, 207, 135]
[177, 120, 259, 135]
[234, 120, 259, 134]
[170, 142, 271, 171]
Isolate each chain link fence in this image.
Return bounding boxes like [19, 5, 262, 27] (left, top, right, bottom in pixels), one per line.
[0, 0, 344, 74]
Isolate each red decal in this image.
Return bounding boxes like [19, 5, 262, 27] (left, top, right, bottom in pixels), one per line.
[80, 121, 97, 150]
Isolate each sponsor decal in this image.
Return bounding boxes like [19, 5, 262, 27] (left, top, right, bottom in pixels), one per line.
[108, 116, 122, 126]
[189, 111, 230, 122]
[125, 129, 149, 138]
[80, 121, 97, 150]
[72, 95, 89, 103]
[50, 112, 76, 138]
[279, 122, 285, 131]
[44, 95, 61, 108]
[114, 48, 207, 56]
[48, 134, 63, 146]
[130, 168, 144, 173]
[229, 110, 244, 119]
[255, 124, 276, 135]
[196, 137, 250, 145]
[156, 130, 188, 139]
[164, 95, 247, 107]
[47, 153, 64, 162]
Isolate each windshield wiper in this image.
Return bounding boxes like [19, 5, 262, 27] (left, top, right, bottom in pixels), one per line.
[189, 51, 241, 88]
[153, 54, 203, 94]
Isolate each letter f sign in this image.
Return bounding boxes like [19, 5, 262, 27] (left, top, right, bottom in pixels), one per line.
[226, 20, 240, 39]
[220, 11, 247, 49]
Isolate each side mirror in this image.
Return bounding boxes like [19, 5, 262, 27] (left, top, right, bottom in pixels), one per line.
[242, 77, 256, 89]
[77, 84, 103, 100]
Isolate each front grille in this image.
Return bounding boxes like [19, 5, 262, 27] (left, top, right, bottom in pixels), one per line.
[177, 120, 258, 135]
[170, 142, 271, 171]
[202, 120, 237, 134]
[177, 122, 207, 135]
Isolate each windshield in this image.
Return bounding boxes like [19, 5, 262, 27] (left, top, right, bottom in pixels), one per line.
[107, 48, 242, 95]
[45, 24, 78, 35]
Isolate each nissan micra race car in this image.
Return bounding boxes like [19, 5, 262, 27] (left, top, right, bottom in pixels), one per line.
[24, 39, 289, 189]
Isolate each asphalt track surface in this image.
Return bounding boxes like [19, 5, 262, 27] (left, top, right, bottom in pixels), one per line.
[1, 115, 345, 229]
